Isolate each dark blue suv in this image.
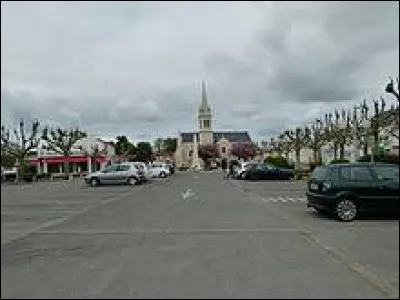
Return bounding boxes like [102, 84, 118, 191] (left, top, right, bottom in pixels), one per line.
[306, 163, 399, 221]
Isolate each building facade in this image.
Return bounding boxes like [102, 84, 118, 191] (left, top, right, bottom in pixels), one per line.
[28, 136, 116, 175]
[175, 81, 251, 169]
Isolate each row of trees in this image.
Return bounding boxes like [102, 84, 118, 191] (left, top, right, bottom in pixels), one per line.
[1, 119, 87, 179]
[262, 77, 400, 169]
[1, 122, 177, 180]
[114, 136, 178, 162]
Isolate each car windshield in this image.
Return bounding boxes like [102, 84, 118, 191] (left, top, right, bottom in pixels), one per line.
[311, 166, 328, 179]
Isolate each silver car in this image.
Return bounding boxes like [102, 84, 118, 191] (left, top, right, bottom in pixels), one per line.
[84, 163, 146, 187]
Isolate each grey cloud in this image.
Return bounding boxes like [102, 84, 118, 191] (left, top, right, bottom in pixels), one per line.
[1, 1, 399, 143]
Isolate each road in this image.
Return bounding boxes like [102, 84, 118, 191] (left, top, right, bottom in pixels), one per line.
[1, 173, 399, 299]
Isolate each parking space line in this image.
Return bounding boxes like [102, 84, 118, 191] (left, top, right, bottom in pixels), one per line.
[0, 189, 135, 247]
[278, 196, 287, 202]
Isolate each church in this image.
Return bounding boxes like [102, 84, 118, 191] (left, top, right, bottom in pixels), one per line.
[175, 82, 252, 170]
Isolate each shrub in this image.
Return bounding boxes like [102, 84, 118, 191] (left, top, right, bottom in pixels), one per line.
[357, 154, 399, 165]
[330, 159, 350, 164]
[264, 156, 290, 168]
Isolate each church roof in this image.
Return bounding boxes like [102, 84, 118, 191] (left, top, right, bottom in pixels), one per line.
[180, 131, 251, 143]
[213, 131, 251, 143]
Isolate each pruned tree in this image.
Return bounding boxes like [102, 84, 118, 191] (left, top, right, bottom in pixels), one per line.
[329, 109, 351, 160]
[369, 97, 387, 157]
[198, 143, 219, 163]
[388, 105, 400, 139]
[1, 119, 41, 180]
[305, 119, 324, 164]
[230, 141, 256, 160]
[42, 127, 86, 178]
[284, 127, 309, 169]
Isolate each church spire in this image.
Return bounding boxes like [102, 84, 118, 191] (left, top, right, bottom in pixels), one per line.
[201, 80, 208, 107]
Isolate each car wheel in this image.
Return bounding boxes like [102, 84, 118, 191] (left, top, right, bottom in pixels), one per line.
[335, 198, 358, 222]
[159, 171, 167, 178]
[90, 178, 99, 187]
[127, 176, 138, 186]
[239, 172, 245, 179]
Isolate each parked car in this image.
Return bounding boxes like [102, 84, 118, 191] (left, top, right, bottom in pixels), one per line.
[129, 162, 152, 182]
[242, 163, 294, 180]
[306, 163, 399, 221]
[148, 163, 171, 178]
[166, 163, 175, 175]
[84, 163, 146, 187]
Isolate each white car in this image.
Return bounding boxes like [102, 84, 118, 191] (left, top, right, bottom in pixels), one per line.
[129, 162, 152, 182]
[148, 163, 171, 178]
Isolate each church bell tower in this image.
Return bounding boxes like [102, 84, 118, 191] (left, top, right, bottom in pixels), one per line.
[198, 81, 213, 145]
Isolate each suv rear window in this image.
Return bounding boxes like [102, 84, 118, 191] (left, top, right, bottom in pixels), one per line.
[311, 166, 329, 180]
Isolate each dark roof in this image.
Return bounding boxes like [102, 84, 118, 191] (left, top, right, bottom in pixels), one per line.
[213, 131, 251, 143]
[180, 131, 251, 143]
[181, 132, 199, 142]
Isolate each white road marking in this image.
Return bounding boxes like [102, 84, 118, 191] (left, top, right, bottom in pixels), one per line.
[260, 196, 307, 203]
[278, 196, 287, 202]
[181, 189, 195, 200]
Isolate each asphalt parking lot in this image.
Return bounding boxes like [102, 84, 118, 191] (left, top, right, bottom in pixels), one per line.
[1, 173, 399, 299]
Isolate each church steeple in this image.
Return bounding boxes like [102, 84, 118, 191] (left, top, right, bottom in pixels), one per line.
[201, 80, 208, 107]
[198, 80, 213, 148]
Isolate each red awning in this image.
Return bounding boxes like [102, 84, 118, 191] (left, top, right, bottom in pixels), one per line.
[28, 156, 110, 165]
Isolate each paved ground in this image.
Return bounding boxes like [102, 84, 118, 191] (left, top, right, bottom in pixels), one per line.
[1, 173, 399, 299]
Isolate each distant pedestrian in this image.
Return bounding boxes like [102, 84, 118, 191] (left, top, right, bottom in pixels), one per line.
[221, 159, 228, 178]
[227, 161, 235, 179]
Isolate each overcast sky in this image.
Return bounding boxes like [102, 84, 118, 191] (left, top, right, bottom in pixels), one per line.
[1, 1, 399, 143]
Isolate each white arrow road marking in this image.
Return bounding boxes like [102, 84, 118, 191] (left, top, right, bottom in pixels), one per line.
[181, 189, 195, 200]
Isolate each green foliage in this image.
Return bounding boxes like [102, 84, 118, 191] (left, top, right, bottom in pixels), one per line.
[20, 164, 36, 182]
[357, 154, 399, 165]
[1, 153, 16, 168]
[136, 142, 153, 162]
[115, 136, 136, 158]
[264, 156, 290, 168]
[163, 138, 177, 153]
